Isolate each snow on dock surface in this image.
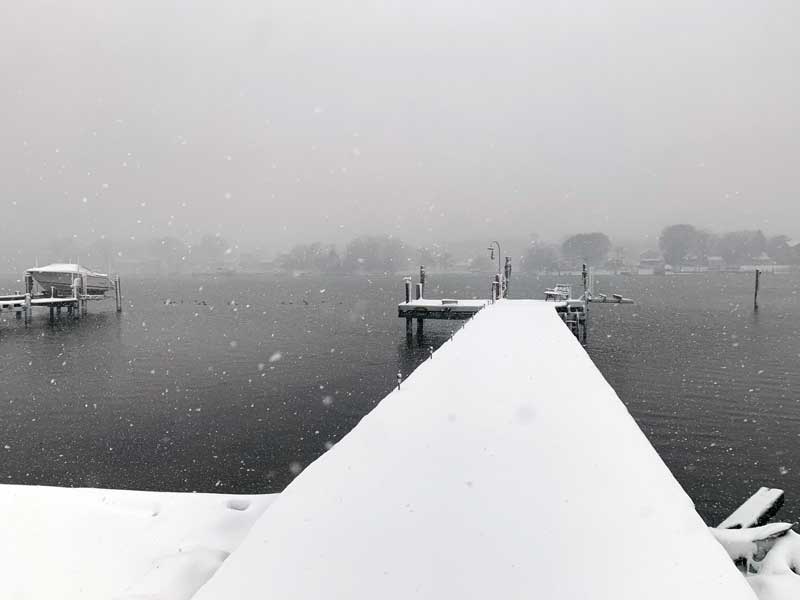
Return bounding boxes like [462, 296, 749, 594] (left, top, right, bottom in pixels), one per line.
[197, 299, 756, 600]
[0, 485, 276, 600]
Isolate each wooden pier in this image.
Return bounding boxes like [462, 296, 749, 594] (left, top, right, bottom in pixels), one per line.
[398, 265, 506, 338]
[399, 262, 632, 342]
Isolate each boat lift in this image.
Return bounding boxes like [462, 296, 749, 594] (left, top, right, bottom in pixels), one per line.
[0, 272, 122, 327]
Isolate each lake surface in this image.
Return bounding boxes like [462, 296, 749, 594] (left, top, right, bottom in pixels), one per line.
[1, 270, 799, 526]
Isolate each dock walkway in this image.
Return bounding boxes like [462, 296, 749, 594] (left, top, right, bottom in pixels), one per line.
[196, 299, 755, 599]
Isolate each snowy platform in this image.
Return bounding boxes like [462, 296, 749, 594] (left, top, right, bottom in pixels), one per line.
[0, 486, 276, 600]
[398, 298, 489, 320]
[196, 299, 756, 600]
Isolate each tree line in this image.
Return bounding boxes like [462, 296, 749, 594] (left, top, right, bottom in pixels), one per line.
[523, 225, 798, 274]
[658, 224, 796, 269]
[277, 236, 454, 274]
[522, 232, 613, 272]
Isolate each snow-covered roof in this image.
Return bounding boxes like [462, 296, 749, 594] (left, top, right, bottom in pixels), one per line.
[196, 300, 755, 600]
[26, 263, 108, 276]
[28, 263, 82, 272]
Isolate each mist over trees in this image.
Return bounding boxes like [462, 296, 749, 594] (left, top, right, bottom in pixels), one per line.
[275, 236, 411, 274]
[658, 224, 699, 269]
[522, 242, 560, 273]
[561, 233, 612, 267]
[277, 243, 341, 272]
[19, 222, 800, 279]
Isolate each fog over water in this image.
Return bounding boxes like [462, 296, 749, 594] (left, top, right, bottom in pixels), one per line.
[2, 1, 799, 257]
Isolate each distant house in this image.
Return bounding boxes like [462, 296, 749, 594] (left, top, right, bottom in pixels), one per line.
[748, 252, 775, 266]
[638, 250, 665, 275]
[707, 256, 725, 271]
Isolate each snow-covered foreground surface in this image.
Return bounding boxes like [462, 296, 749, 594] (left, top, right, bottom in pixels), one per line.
[0, 485, 276, 599]
[196, 300, 757, 600]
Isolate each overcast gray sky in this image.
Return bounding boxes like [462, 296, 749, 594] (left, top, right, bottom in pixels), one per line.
[1, 1, 798, 254]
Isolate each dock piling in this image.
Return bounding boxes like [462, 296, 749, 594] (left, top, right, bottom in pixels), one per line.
[24, 294, 31, 326]
[419, 265, 426, 298]
[72, 278, 81, 320]
[504, 257, 511, 298]
[81, 274, 88, 315]
[754, 269, 761, 311]
[114, 275, 123, 313]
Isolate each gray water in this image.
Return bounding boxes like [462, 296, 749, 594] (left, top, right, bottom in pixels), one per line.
[1, 271, 798, 526]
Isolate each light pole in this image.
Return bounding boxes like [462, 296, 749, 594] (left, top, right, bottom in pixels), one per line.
[487, 241, 501, 275]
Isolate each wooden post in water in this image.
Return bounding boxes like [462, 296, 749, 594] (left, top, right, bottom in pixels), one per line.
[404, 277, 412, 338]
[504, 257, 512, 298]
[72, 278, 80, 320]
[24, 273, 33, 295]
[24, 293, 31, 326]
[419, 265, 426, 298]
[415, 283, 424, 337]
[115, 275, 123, 313]
[754, 269, 761, 311]
[49, 306, 55, 323]
[81, 273, 88, 315]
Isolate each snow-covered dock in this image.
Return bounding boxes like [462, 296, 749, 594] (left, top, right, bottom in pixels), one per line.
[195, 299, 755, 599]
[397, 297, 489, 318]
[1, 299, 764, 598]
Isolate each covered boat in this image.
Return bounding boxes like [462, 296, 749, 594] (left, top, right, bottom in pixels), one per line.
[26, 264, 113, 295]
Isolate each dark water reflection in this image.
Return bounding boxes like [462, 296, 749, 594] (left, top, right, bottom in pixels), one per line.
[1, 271, 799, 526]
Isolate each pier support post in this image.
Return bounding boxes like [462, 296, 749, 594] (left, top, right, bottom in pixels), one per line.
[406, 317, 413, 338]
[24, 273, 33, 295]
[754, 269, 761, 311]
[115, 275, 122, 313]
[415, 283, 422, 300]
[49, 306, 55, 323]
[419, 265, 426, 298]
[24, 294, 31, 326]
[504, 257, 511, 298]
[404, 278, 411, 303]
[81, 273, 88, 316]
[72, 279, 81, 320]
[416, 317, 424, 337]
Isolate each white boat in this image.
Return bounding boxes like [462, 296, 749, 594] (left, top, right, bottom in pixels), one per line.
[544, 283, 572, 302]
[26, 264, 113, 295]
